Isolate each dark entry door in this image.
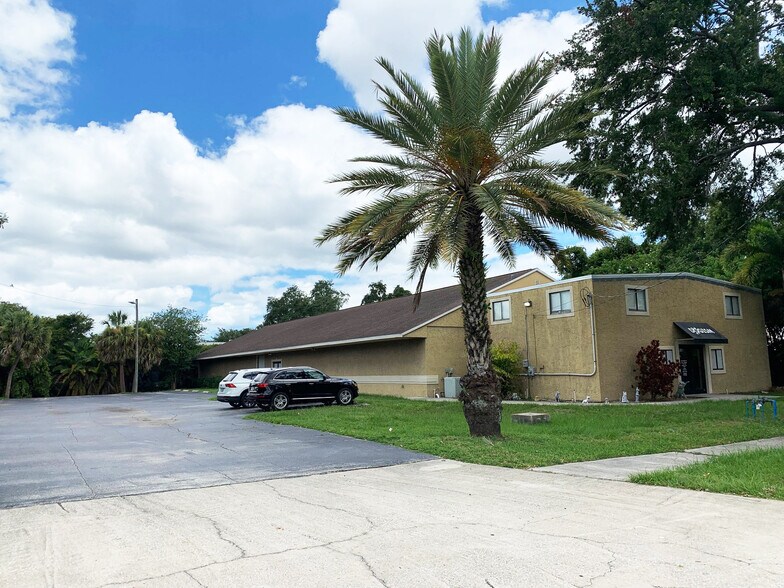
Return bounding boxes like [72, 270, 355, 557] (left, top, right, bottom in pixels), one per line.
[678, 345, 706, 394]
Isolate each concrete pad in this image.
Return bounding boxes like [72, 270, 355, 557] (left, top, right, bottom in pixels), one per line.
[533, 452, 710, 481]
[686, 436, 784, 456]
[2, 460, 783, 587]
[511, 412, 550, 424]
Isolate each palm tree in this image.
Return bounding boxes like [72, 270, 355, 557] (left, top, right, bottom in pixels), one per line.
[54, 340, 110, 396]
[318, 29, 625, 436]
[0, 308, 52, 399]
[728, 220, 784, 292]
[95, 326, 135, 393]
[103, 310, 128, 328]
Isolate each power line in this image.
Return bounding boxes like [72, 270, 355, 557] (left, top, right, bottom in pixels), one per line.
[0, 283, 125, 309]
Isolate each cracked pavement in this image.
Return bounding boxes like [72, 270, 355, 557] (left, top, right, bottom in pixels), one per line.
[0, 392, 430, 509]
[2, 459, 783, 587]
[2, 393, 783, 587]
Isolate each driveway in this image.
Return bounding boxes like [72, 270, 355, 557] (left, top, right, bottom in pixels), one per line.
[0, 392, 430, 509]
[2, 460, 782, 587]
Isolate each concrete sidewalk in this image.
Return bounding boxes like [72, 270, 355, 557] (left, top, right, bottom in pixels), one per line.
[2, 459, 783, 587]
[533, 436, 784, 481]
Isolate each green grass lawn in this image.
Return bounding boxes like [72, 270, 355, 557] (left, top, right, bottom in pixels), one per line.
[246, 395, 784, 469]
[631, 448, 784, 500]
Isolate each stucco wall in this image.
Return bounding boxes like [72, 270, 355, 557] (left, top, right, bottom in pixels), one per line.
[487, 277, 602, 400]
[199, 338, 430, 397]
[592, 276, 772, 397]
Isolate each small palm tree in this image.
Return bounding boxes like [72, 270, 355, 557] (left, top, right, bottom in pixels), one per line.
[0, 307, 52, 399]
[103, 310, 128, 328]
[318, 29, 624, 436]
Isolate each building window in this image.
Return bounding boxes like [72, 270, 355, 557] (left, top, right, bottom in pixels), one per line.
[724, 294, 742, 318]
[548, 289, 573, 316]
[626, 287, 648, 314]
[709, 348, 725, 372]
[272, 360, 282, 369]
[661, 348, 675, 364]
[491, 299, 511, 323]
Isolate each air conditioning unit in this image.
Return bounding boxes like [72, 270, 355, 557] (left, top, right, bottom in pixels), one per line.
[443, 377, 462, 399]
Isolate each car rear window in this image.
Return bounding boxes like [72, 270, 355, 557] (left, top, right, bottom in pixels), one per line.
[223, 372, 238, 382]
[253, 373, 270, 383]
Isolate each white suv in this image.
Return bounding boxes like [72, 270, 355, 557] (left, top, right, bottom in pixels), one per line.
[217, 368, 271, 408]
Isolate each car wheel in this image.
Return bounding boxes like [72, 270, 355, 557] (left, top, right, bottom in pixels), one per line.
[240, 392, 255, 408]
[271, 392, 289, 411]
[337, 388, 354, 406]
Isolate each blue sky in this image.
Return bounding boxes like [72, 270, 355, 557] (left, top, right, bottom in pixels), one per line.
[57, 0, 579, 145]
[0, 0, 594, 335]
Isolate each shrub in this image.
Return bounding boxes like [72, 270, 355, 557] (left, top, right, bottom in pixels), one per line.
[635, 340, 680, 400]
[491, 340, 522, 399]
[194, 376, 223, 390]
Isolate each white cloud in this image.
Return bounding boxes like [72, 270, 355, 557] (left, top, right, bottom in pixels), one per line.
[317, 0, 486, 110]
[0, 1, 581, 336]
[317, 1, 587, 109]
[0, 0, 75, 118]
[287, 75, 307, 88]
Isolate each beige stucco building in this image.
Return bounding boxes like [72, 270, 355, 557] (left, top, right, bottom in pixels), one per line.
[197, 270, 772, 400]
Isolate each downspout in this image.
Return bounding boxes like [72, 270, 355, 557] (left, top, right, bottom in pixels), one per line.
[535, 293, 598, 378]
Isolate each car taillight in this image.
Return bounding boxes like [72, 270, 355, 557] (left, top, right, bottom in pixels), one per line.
[225, 383, 236, 388]
[257, 383, 267, 390]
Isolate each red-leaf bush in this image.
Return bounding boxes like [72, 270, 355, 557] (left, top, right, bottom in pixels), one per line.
[635, 340, 681, 400]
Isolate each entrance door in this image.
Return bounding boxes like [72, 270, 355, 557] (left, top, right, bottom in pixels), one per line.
[678, 345, 707, 394]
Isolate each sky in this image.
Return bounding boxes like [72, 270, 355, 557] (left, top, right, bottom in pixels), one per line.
[0, 0, 597, 336]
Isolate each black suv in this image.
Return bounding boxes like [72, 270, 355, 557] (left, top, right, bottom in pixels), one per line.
[247, 366, 359, 411]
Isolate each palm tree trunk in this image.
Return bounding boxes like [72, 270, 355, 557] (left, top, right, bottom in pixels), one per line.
[458, 206, 502, 437]
[118, 362, 126, 394]
[4, 357, 20, 400]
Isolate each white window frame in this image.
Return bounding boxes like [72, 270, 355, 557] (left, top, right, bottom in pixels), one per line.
[723, 293, 742, 319]
[625, 285, 649, 315]
[490, 298, 512, 324]
[660, 346, 675, 364]
[271, 360, 282, 369]
[709, 346, 726, 374]
[546, 287, 574, 319]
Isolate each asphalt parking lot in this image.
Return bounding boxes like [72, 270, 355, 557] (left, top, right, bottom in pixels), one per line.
[0, 392, 431, 509]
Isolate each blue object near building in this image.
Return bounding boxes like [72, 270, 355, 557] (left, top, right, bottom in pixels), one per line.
[745, 397, 778, 420]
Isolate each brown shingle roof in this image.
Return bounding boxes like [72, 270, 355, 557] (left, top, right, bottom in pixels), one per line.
[197, 270, 535, 360]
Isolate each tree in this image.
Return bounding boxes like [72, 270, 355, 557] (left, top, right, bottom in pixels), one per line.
[318, 29, 624, 436]
[214, 328, 253, 342]
[0, 304, 52, 399]
[553, 247, 589, 279]
[726, 220, 784, 292]
[309, 280, 349, 315]
[263, 286, 311, 326]
[262, 281, 348, 326]
[0, 212, 7, 229]
[55, 339, 110, 396]
[46, 312, 95, 396]
[560, 0, 784, 242]
[361, 281, 412, 305]
[635, 340, 681, 400]
[103, 310, 128, 328]
[148, 307, 205, 389]
[95, 325, 135, 393]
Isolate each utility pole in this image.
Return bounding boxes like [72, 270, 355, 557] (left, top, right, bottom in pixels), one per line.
[524, 300, 532, 400]
[129, 298, 139, 394]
